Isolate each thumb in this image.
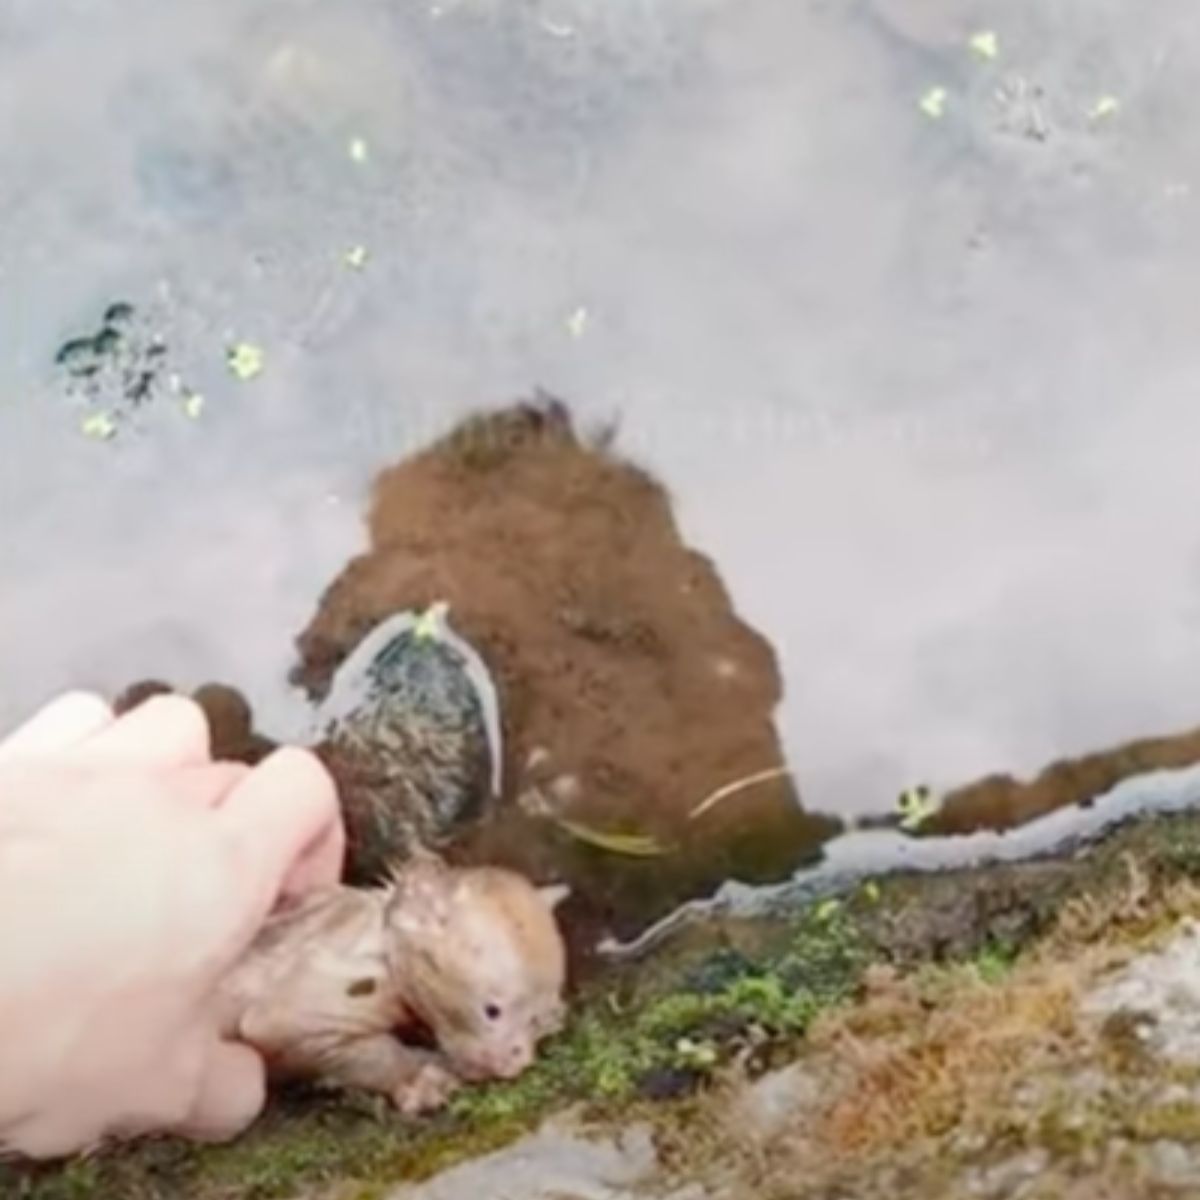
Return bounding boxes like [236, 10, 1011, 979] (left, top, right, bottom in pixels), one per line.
[175, 1037, 267, 1144]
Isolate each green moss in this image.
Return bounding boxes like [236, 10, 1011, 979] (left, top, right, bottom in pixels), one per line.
[457, 901, 868, 1123]
[1028, 1090, 1200, 1166]
[1156, 823, 1200, 878]
[1130, 1102, 1200, 1143]
[2, 1099, 455, 1200]
[971, 938, 1021, 984]
[343, 1187, 388, 1200]
[9, 1160, 103, 1200]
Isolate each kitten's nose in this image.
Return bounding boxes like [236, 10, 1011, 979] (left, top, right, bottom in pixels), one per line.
[496, 1042, 534, 1079]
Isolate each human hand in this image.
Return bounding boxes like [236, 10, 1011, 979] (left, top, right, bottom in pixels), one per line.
[0, 690, 345, 1160]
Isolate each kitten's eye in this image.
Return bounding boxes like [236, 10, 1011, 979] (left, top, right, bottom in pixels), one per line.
[484, 1003, 503, 1021]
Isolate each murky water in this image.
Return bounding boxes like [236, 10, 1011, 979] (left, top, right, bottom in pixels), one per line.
[4, 0, 1200, 819]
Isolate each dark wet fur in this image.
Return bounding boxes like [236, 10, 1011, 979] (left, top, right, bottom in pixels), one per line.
[323, 625, 494, 883]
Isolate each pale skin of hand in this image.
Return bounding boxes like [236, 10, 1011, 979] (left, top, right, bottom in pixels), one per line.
[0, 691, 346, 1161]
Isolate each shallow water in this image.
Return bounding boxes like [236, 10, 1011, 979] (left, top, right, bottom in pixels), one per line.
[603, 757, 1200, 957]
[4, 0, 1200, 819]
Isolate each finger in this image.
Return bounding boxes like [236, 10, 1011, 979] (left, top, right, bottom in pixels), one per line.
[164, 763, 254, 809]
[217, 747, 345, 917]
[0, 691, 115, 761]
[74, 694, 212, 768]
[175, 1038, 266, 1144]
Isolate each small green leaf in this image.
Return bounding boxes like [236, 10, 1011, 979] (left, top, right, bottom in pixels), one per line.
[897, 784, 940, 831]
[565, 306, 589, 338]
[552, 817, 667, 858]
[182, 391, 205, 420]
[80, 411, 117, 440]
[674, 1037, 718, 1069]
[968, 30, 999, 61]
[344, 244, 369, 270]
[814, 898, 842, 923]
[919, 86, 948, 120]
[412, 601, 448, 642]
[1089, 95, 1120, 121]
[227, 342, 264, 381]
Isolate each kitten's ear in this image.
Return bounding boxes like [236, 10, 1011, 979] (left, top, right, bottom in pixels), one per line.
[538, 883, 571, 912]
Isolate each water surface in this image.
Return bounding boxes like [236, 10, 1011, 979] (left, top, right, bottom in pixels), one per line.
[3, 0, 1200, 819]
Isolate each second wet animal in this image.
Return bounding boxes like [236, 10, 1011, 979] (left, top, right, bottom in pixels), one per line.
[314, 602, 504, 882]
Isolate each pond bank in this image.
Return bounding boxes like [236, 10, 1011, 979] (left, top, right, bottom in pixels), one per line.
[12, 791, 1200, 1199]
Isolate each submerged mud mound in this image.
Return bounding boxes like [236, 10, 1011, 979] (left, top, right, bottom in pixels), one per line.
[927, 724, 1200, 837]
[294, 398, 835, 939]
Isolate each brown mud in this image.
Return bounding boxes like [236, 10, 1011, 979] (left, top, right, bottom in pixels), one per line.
[925, 724, 1200, 837]
[290, 397, 837, 946]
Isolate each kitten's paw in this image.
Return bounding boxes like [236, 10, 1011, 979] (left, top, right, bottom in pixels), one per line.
[392, 1062, 462, 1115]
